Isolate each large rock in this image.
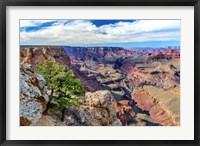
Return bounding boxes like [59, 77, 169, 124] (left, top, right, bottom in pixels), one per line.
[20, 64, 49, 126]
[80, 90, 122, 126]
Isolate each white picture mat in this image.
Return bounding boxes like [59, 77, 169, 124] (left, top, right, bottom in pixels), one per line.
[6, 6, 194, 140]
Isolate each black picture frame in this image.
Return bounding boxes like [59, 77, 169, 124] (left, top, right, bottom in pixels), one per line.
[0, 0, 199, 145]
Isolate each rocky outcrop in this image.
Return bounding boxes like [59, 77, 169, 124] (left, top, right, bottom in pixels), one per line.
[80, 90, 122, 126]
[132, 86, 180, 126]
[20, 46, 71, 68]
[20, 64, 49, 126]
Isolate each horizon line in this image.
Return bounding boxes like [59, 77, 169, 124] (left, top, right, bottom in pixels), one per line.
[20, 45, 180, 48]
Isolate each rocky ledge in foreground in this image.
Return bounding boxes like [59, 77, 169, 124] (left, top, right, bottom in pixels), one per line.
[32, 90, 122, 126]
[132, 85, 180, 126]
[20, 64, 49, 126]
[44, 90, 122, 126]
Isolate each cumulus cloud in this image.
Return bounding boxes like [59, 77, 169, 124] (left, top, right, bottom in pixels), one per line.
[20, 20, 180, 45]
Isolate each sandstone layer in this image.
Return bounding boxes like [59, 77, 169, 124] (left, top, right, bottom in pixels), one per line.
[132, 85, 180, 126]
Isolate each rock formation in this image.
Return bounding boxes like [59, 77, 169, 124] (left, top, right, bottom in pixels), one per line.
[80, 90, 122, 126]
[20, 46, 71, 68]
[20, 64, 49, 126]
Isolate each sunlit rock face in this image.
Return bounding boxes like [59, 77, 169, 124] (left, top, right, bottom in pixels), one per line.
[44, 90, 122, 126]
[20, 46, 71, 68]
[20, 64, 49, 126]
[132, 85, 180, 126]
[79, 90, 122, 126]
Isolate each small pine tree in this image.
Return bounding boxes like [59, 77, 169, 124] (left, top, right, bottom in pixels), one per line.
[36, 60, 66, 96]
[57, 70, 85, 97]
[35, 60, 85, 118]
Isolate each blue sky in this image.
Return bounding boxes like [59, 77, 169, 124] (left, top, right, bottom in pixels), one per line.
[20, 20, 180, 48]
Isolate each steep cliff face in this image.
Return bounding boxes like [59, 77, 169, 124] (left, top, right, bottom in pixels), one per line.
[20, 46, 102, 92]
[20, 64, 49, 126]
[20, 46, 71, 68]
[113, 100, 135, 126]
[132, 86, 180, 126]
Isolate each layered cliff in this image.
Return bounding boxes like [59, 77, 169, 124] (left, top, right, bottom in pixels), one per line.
[132, 85, 180, 126]
[119, 49, 180, 89]
[65, 46, 135, 63]
[20, 46, 71, 68]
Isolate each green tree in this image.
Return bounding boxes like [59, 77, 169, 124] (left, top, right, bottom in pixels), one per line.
[35, 60, 85, 118]
[36, 60, 65, 96]
[57, 70, 85, 97]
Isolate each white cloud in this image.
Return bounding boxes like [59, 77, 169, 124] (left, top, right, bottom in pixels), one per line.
[20, 20, 57, 27]
[20, 20, 180, 45]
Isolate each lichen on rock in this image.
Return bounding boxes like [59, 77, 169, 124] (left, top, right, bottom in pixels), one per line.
[20, 64, 49, 126]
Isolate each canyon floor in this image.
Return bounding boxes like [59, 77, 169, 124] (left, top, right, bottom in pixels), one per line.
[20, 46, 180, 126]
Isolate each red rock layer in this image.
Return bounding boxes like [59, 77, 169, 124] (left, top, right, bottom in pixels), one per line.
[20, 46, 71, 68]
[132, 86, 180, 126]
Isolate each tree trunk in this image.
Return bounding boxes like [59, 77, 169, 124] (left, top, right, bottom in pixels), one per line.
[51, 88, 54, 96]
[43, 101, 50, 115]
[43, 89, 54, 115]
[61, 108, 66, 122]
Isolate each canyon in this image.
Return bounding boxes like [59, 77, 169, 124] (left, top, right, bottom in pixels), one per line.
[20, 46, 180, 126]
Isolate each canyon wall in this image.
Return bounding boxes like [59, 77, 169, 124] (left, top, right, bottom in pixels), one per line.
[20, 46, 71, 68]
